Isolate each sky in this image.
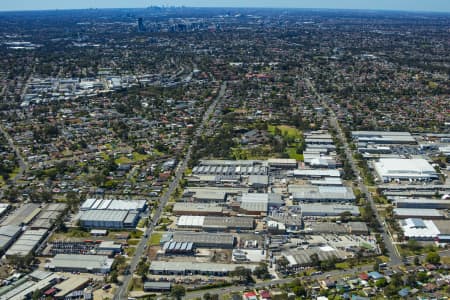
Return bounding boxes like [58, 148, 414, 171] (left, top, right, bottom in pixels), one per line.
[1, 0, 450, 12]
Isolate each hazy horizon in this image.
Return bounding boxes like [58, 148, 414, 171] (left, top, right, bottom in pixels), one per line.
[1, 0, 450, 13]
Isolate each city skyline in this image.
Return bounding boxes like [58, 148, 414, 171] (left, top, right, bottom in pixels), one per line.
[1, 0, 450, 12]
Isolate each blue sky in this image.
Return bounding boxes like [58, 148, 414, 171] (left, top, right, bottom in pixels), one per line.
[1, 0, 450, 12]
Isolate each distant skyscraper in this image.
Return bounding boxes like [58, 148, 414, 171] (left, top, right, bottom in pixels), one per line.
[138, 17, 145, 32]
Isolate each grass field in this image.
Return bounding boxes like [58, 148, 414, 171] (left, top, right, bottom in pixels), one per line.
[149, 232, 162, 246]
[286, 147, 304, 161]
[268, 125, 303, 139]
[115, 156, 132, 164]
[231, 146, 273, 160]
[132, 152, 150, 162]
[441, 255, 450, 264]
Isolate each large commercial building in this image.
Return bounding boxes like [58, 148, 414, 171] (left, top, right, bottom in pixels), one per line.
[395, 198, 450, 209]
[281, 247, 348, 268]
[291, 186, 355, 203]
[299, 203, 360, 217]
[290, 169, 340, 179]
[193, 160, 268, 176]
[173, 203, 225, 216]
[374, 158, 438, 183]
[400, 218, 440, 241]
[30, 203, 68, 230]
[304, 133, 334, 145]
[307, 222, 368, 235]
[0, 225, 22, 254]
[80, 199, 147, 212]
[393, 208, 445, 219]
[352, 131, 416, 144]
[176, 215, 254, 231]
[1, 204, 41, 226]
[48, 254, 114, 273]
[267, 158, 298, 169]
[149, 261, 254, 276]
[238, 193, 283, 214]
[5, 229, 47, 257]
[169, 231, 235, 249]
[79, 210, 139, 229]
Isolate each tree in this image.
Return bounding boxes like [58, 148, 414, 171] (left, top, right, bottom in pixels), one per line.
[375, 278, 387, 288]
[32, 289, 41, 300]
[414, 256, 421, 266]
[203, 293, 211, 300]
[339, 211, 353, 223]
[425, 252, 440, 264]
[8, 253, 34, 271]
[406, 240, 421, 252]
[253, 262, 271, 279]
[292, 285, 306, 297]
[310, 253, 320, 268]
[373, 257, 382, 272]
[66, 190, 81, 212]
[277, 256, 289, 272]
[109, 270, 118, 283]
[230, 266, 252, 283]
[136, 258, 149, 279]
[417, 271, 428, 283]
[171, 285, 186, 300]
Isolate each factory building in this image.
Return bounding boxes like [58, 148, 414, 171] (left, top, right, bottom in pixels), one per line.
[291, 186, 355, 203]
[267, 158, 298, 169]
[400, 218, 440, 241]
[162, 241, 194, 255]
[80, 199, 147, 212]
[393, 208, 445, 220]
[149, 261, 254, 276]
[395, 198, 450, 209]
[0, 225, 22, 254]
[167, 231, 235, 249]
[79, 210, 140, 229]
[299, 203, 360, 217]
[238, 193, 283, 215]
[290, 169, 341, 179]
[374, 158, 438, 183]
[173, 203, 226, 216]
[5, 229, 48, 257]
[280, 247, 348, 269]
[48, 254, 114, 273]
[176, 215, 254, 231]
[351, 131, 416, 144]
[193, 160, 268, 176]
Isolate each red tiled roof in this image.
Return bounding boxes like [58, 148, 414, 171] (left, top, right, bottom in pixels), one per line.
[359, 273, 369, 280]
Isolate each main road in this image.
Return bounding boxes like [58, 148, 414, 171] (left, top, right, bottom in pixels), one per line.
[0, 123, 28, 199]
[114, 81, 227, 300]
[185, 248, 450, 299]
[304, 78, 401, 265]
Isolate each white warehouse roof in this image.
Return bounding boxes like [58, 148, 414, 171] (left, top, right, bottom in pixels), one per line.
[80, 199, 146, 211]
[400, 218, 440, 240]
[177, 216, 205, 227]
[374, 158, 438, 181]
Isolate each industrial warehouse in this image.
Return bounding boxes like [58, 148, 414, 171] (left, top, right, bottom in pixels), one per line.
[79, 210, 140, 229]
[374, 158, 439, 182]
[149, 261, 256, 276]
[176, 215, 255, 231]
[166, 231, 236, 249]
[77, 198, 146, 229]
[47, 254, 114, 273]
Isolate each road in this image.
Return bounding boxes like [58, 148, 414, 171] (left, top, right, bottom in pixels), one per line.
[114, 82, 227, 299]
[185, 249, 450, 299]
[304, 78, 401, 265]
[0, 123, 28, 199]
[185, 265, 374, 299]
